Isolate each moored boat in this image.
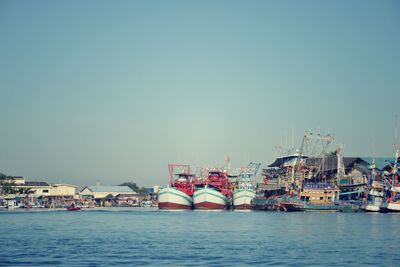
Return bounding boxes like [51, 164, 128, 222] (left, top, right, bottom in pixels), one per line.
[280, 132, 340, 212]
[364, 181, 385, 212]
[158, 186, 193, 210]
[298, 183, 340, 212]
[67, 206, 81, 211]
[158, 164, 194, 210]
[193, 170, 231, 210]
[251, 167, 288, 211]
[382, 150, 400, 212]
[67, 203, 81, 211]
[383, 186, 400, 212]
[193, 186, 228, 209]
[233, 163, 260, 210]
[233, 189, 256, 209]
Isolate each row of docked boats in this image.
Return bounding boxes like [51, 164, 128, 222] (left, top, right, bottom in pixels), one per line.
[158, 131, 400, 213]
[250, 132, 400, 213]
[157, 163, 260, 210]
[363, 164, 400, 212]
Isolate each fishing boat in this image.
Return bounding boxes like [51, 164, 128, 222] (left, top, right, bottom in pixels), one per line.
[298, 183, 340, 211]
[364, 181, 385, 212]
[284, 132, 341, 211]
[252, 162, 294, 211]
[233, 162, 260, 209]
[384, 186, 400, 212]
[193, 170, 230, 210]
[193, 186, 228, 209]
[158, 164, 194, 210]
[382, 150, 400, 212]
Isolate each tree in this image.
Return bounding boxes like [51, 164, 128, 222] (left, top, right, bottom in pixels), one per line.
[0, 172, 17, 194]
[119, 182, 148, 194]
[103, 194, 114, 201]
[2, 181, 17, 194]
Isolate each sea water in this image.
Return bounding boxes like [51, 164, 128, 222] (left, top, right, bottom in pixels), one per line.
[0, 208, 399, 266]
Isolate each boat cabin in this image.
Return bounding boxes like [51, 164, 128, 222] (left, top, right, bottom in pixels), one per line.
[300, 184, 340, 204]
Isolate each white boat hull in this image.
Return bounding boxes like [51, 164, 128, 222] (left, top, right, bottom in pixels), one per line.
[364, 189, 384, 212]
[193, 187, 227, 210]
[364, 204, 381, 212]
[233, 190, 255, 209]
[386, 202, 400, 212]
[157, 187, 192, 210]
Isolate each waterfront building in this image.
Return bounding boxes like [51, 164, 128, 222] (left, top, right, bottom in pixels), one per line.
[0, 181, 78, 208]
[80, 186, 136, 205]
[13, 182, 77, 207]
[15, 182, 76, 196]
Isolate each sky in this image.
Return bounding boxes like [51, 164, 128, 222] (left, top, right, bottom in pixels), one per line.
[0, 1, 399, 187]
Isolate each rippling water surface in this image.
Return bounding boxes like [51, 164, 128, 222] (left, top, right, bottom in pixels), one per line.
[0, 208, 399, 266]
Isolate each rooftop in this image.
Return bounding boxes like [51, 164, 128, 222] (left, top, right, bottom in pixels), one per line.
[82, 186, 135, 193]
[11, 176, 24, 180]
[24, 182, 49, 187]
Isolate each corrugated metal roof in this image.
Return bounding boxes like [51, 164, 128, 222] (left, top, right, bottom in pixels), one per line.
[24, 182, 49, 186]
[305, 157, 369, 172]
[85, 186, 134, 193]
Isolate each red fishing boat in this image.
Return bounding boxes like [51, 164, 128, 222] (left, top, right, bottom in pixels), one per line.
[193, 170, 232, 210]
[158, 164, 195, 210]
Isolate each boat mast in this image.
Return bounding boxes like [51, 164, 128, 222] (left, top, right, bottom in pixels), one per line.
[168, 164, 190, 187]
[293, 131, 334, 190]
[393, 115, 399, 187]
[336, 144, 346, 184]
[292, 131, 307, 192]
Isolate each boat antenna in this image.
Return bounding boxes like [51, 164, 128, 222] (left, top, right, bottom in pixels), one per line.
[394, 115, 399, 181]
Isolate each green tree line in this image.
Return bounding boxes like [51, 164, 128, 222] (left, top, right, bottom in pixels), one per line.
[0, 172, 18, 194]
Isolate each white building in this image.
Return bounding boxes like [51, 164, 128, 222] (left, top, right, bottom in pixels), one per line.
[80, 186, 135, 200]
[16, 182, 77, 196]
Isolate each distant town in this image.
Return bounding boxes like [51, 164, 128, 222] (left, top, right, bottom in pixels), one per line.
[0, 174, 159, 209]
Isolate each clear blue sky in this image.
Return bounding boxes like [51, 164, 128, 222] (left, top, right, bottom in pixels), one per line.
[0, 1, 399, 187]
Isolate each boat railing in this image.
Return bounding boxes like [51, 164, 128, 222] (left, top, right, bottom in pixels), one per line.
[303, 183, 335, 189]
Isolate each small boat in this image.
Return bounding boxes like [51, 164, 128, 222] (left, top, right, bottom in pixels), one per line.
[142, 200, 153, 207]
[67, 206, 81, 211]
[67, 203, 81, 211]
